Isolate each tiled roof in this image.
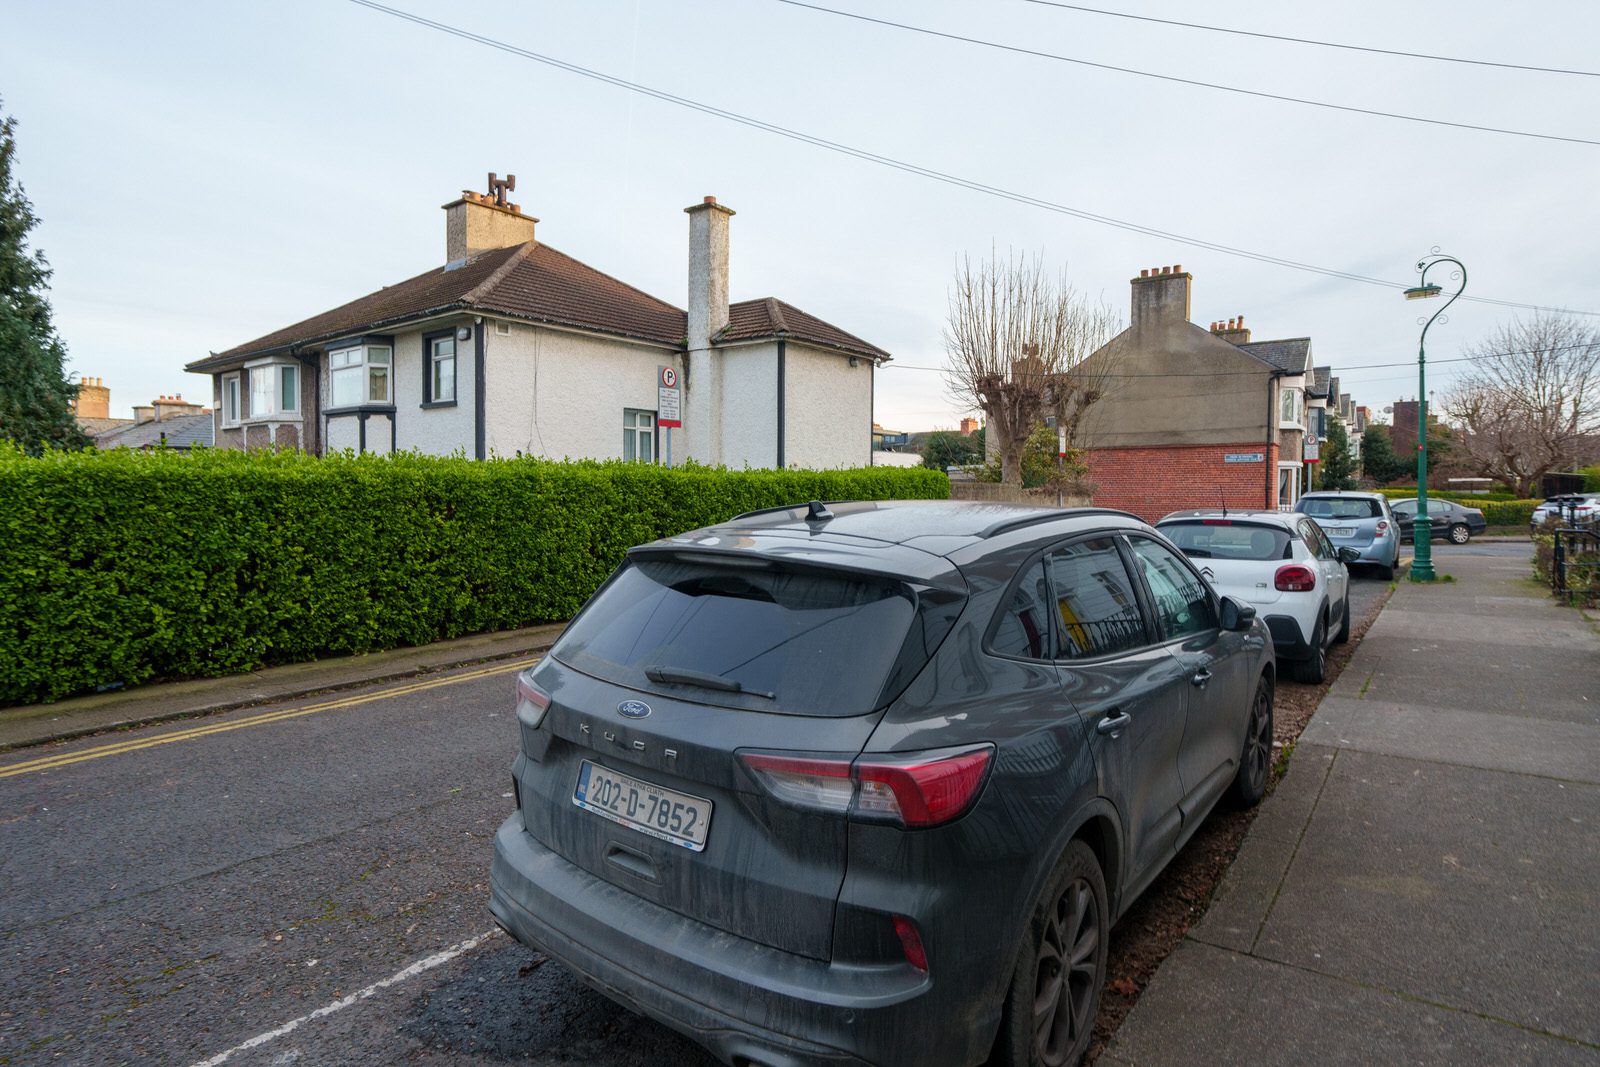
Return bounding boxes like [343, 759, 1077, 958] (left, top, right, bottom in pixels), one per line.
[720, 297, 890, 360]
[190, 245, 887, 370]
[76, 417, 133, 436]
[189, 242, 686, 370]
[1310, 365, 1333, 398]
[96, 413, 214, 451]
[1236, 337, 1312, 374]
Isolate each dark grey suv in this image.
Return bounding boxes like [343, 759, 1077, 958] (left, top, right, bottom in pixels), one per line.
[490, 501, 1275, 1067]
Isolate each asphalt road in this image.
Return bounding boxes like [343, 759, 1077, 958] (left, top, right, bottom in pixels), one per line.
[0, 545, 1505, 1067]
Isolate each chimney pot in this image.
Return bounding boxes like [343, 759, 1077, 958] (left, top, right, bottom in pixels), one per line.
[1140, 269, 1150, 278]
[704, 195, 717, 205]
[1173, 264, 1182, 273]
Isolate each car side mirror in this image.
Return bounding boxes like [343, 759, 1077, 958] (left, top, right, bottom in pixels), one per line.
[1337, 547, 1360, 564]
[1220, 596, 1257, 632]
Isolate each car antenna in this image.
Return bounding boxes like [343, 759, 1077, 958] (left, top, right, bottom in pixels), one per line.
[1218, 488, 1227, 518]
[806, 500, 834, 522]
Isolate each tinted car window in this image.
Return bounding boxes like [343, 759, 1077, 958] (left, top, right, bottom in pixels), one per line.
[1043, 538, 1148, 660]
[1158, 521, 1291, 561]
[1297, 520, 1327, 559]
[991, 560, 1052, 661]
[1299, 497, 1381, 520]
[553, 559, 923, 716]
[1129, 537, 1217, 641]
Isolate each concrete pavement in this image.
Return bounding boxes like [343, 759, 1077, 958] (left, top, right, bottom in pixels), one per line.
[0, 623, 565, 751]
[1104, 542, 1600, 1066]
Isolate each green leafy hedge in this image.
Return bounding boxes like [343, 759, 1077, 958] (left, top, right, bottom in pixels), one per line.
[0, 448, 949, 705]
[1371, 486, 1540, 525]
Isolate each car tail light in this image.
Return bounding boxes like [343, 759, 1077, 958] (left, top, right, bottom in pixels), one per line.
[892, 915, 929, 972]
[740, 745, 994, 828]
[1376, 520, 1390, 534]
[1275, 564, 1317, 592]
[515, 673, 552, 729]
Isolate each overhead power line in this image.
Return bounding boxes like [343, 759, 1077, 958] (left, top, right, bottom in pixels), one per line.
[1018, 0, 1600, 79]
[345, 0, 1600, 318]
[772, 0, 1600, 148]
[883, 340, 1600, 378]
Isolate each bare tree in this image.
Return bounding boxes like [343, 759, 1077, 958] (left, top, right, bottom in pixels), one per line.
[1442, 314, 1600, 496]
[943, 250, 1119, 486]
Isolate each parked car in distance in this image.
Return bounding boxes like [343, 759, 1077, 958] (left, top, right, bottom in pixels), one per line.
[1390, 498, 1486, 545]
[1294, 492, 1400, 580]
[490, 500, 1276, 1067]
[1530, 495, 1600, 532]
[1157, 511, 1353, 684]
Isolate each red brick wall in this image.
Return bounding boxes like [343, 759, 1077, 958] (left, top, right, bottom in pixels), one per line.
[1084, 442, 1279, 522]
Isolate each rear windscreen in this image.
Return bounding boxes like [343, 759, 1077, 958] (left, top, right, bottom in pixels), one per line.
[1159, 522, 1292, 561]
[1299, 498, 1380, 520]
[552, 559, 954, 716]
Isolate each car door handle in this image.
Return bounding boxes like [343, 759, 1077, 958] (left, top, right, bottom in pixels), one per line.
[1190, 669, 1212, 688]
[1096, 711, 1132, 737]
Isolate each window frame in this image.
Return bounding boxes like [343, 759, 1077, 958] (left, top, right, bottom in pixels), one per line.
[983, 555, 1059, 664]
[328, 341, 394, 410]
[242, 362, 302, 420]
[221, 372, 242, 427]
[1042, 535, 1157, 662]
[1279, 385, 1302, 428]
[623, 408, 657, 463]
[1123, 533, 1221, 645]
[422, 329, 458, 408]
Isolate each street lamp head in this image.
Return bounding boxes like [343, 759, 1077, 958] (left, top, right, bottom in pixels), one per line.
[1403, 284, 1444, 301]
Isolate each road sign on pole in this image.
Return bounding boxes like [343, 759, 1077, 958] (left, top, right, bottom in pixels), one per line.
[658, 366, 682, 428]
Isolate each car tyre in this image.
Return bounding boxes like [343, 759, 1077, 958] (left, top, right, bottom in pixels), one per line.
[990, 841, 1108, 1067]
[1334, 595, 1351, 644]
[1376, 561, 1395, 581]
[1228, 674, 1274, 808]
[1292, 618, 1327, 684]
[1449, 523, 1470, 545]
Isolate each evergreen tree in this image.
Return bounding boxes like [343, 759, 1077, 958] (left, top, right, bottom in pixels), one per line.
[1361, 424, 1408, 485]
[921, 429, 982, 471]
[1317, 414, 1357, 490]
[0, 100, 87, 454]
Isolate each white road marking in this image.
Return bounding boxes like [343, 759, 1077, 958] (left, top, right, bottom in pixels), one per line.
[188, 928, 501, 1066]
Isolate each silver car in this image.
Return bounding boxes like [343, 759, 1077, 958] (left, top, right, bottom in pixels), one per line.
[1294, 491, 1400, 580]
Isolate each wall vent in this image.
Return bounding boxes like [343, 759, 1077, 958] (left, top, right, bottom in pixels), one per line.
[495, 321, 512, 336]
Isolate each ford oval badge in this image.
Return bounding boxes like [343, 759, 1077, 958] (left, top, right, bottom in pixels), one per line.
[617, 700, 652, 719]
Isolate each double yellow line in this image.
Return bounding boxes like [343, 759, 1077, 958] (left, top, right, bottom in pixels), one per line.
[0, 656, 541, 781]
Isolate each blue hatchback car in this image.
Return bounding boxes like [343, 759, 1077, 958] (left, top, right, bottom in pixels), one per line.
[1294, 492, 1400, 579]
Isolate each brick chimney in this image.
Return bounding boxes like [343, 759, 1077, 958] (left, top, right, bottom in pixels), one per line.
[685, 195, 734, 353]
[152, 394, 205, 422]
[1210, 315, 1252, 345]
[443, 172, 537, 264]
[133, 404, 155, 425]
[1130, 264, 1191, 330]
[959, 416, 980, 435]
[74, 376, 110, 419]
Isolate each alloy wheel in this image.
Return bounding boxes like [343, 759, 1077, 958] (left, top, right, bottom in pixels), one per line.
[1033, 878, 1100, 1066]
[1449, 524, 1470, 544]
[1244, 685, 1272, 792]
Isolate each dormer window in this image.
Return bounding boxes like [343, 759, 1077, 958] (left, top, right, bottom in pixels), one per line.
[330, 343, 392, 407]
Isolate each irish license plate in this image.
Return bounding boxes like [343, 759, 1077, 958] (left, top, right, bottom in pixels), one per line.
[573, 760, 713, 852]
[1328, 527, 1355, 537]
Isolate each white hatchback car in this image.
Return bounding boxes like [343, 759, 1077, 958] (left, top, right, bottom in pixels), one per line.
[1156, 510, 1355, 683]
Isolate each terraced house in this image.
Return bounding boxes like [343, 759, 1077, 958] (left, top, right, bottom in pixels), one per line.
[186, 177, 887, 467]
[1075, 265, 1331, 520]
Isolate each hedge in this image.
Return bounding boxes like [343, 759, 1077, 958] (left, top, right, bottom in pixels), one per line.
[0, 448, 949, 705]
[1369, 486, 1540, 525]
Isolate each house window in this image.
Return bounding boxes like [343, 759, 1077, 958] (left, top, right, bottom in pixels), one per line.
[426, 335, 456, 404]
[1279, 387, 1301, 427]
[330, 344, 392, 408]
[1277, 464, 1300, 509]
[623, 409, 656, 462]
[247, 364, 300, 418]
[222, 373, 241, 426]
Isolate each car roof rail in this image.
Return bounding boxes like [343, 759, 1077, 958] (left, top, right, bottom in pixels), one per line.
[980, 507, 1142, 539]
[728, 501, 830, 522]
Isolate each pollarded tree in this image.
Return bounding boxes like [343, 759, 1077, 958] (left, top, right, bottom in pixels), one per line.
[0, 99, 87, 454]
[943, 250, 1118, 486]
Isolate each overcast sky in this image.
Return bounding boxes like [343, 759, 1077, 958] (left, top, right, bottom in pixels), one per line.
[5, 0, 1599, 427]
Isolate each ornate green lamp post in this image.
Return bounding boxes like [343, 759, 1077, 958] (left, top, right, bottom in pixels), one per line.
[1402, 251, 1467, 582]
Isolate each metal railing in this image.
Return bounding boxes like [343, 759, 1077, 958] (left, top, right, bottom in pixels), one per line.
[1550, 526, 1600, 601]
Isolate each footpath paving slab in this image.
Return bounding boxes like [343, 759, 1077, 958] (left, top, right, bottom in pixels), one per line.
[0, 623, 565, 751]
[1106, 545, 1600, 1065]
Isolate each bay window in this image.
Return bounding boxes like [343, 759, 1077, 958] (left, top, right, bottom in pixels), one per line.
[330, 343, 392, 408]
[222, 373, 241, 427]
[1279, 386, 1301, 427]
[245, 364, 300, 419]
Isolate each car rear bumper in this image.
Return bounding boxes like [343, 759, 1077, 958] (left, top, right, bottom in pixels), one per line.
[489, 814, 938, 1067]
[1263, 614, 1315, 660]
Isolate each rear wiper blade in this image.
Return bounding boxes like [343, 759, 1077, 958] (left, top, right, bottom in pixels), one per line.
[645, 665, 775, 700]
